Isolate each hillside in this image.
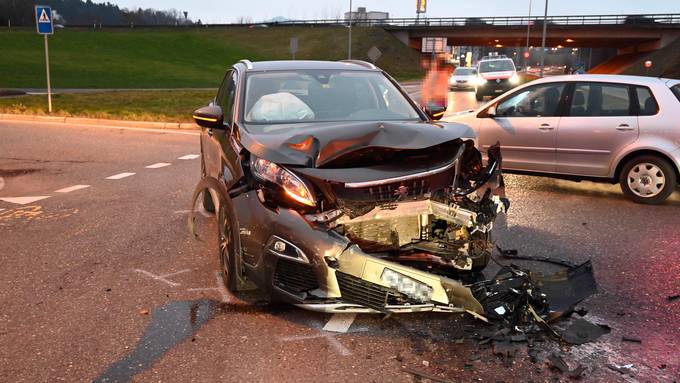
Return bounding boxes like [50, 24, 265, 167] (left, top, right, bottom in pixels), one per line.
[0, 26, 424, 89]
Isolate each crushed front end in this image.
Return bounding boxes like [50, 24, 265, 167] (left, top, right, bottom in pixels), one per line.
[230, 138, 506, 314]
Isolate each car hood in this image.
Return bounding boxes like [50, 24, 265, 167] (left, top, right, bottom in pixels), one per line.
[240, 120, 476, 167]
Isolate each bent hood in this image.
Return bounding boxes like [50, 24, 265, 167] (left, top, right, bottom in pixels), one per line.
[239, 120, 476, 167]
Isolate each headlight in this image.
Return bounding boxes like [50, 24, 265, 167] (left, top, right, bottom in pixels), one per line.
[250, 156, 316, 207]
[476, 77, 487, 86]
[381, 268, 433, 303]
[509, 74, 520, 84]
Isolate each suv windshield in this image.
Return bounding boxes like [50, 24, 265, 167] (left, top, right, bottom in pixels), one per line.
[478, 59, 515, 73]
[671, 84, 680, 102]
[243, 70, 421, 124]
[454, 67, 476, 75]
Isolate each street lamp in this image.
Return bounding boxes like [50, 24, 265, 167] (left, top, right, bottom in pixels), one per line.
[347, 0, 352, 59]
[539, 0, 549, 78]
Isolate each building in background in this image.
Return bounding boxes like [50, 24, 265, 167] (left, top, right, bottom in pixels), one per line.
[344, 7, 388, 23]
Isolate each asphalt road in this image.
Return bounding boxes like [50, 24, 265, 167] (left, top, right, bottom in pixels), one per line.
[1, 91, 679, 383]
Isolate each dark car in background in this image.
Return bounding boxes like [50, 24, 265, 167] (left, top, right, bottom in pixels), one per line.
[191, 60, 507, 314]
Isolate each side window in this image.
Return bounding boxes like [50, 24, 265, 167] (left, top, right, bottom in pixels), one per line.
[635, 86, 658, 116]
[215, 71, 237, 125]
[570, 83, 632, 117]
[496, 82, 565, 117]
[671, 84, 680, 103]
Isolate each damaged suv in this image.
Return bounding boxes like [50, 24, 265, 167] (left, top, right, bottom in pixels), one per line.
[191, 60, 506, 314]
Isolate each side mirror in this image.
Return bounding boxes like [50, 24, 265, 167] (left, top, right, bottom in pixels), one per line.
[192, 105, 224, 129]
[424, 104, 447, 121]
[487, 106, 497, 118]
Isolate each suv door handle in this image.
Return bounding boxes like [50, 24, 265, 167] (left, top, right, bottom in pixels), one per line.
[616, 124, 635, 132]
[538, 124, 554, 131]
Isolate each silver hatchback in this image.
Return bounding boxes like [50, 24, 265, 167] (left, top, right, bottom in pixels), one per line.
[451, 74, 680, 204]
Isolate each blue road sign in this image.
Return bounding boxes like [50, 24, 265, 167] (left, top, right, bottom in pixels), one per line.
[35, 5, 54, 35]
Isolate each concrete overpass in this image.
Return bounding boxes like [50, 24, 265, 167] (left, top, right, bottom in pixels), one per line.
[282, 14, 680, 53]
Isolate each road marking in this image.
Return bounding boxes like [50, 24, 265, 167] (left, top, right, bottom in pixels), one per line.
[178, 154, 200, 160]
[0, 177, 5, 191]
[145, 162, 171, 169]
[322, 313, 356, 333]
[133, 268, 190, 287]
[0, 196, 50, 205]
[54, 184, 90, 193]
[106, 172, 135, 180]
[214, 272, 231, 303]
[280, 333, 352, 356]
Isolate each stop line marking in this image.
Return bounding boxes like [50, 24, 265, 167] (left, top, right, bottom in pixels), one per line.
[55, 184, 90, 193]
[105, 172, 135, 180]
[322, 313, 356, 333]
[146, 162, 171, 169]
[0, 196, 51, 205]
[178, 154, 200, 160]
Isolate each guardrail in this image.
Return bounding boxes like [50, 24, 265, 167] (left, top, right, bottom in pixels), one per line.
[278, 14, 680, 27]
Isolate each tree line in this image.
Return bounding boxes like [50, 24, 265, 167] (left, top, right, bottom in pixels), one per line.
[0, 0, 192, 26]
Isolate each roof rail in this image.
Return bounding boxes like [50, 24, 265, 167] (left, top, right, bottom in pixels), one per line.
[239, 59, 253, 69]
[340, 59, 377, 70]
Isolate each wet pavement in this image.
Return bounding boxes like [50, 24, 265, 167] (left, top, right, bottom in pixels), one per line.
[1, 91, 679, 382]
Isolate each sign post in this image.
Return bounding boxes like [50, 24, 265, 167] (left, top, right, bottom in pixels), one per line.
[35, 5, 54, 113]
[289, 37, 298, 60]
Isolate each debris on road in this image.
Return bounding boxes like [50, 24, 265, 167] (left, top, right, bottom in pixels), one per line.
[607, 363, 637, 376]
[621, 336, 642, 343]
[559, 318, 610, 345]
[667, 294, 679, 302]
[401, 367, 454, 383]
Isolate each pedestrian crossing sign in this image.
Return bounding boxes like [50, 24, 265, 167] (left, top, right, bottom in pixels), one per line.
[35, 5, 54, 35]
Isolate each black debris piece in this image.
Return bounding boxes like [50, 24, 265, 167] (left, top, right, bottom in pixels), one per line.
[547, 353, 570, 373]
[492, 340, 519, 358]
[667, 294, 679, 302]
[559, 318, 611, 345]
[621, 336, 642, 343]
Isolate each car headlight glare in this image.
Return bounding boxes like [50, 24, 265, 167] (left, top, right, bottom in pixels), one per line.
[250, 157, 316, 207]
[476, 77, 487, 86]
[509, 74, 520, 84]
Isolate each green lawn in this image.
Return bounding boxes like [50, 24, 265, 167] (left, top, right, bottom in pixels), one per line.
[0, 90, 215, 122]
[0, 26, 424, 89]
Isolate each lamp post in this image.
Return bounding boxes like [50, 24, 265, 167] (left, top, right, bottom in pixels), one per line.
[347, 0, 352, 59]
[525, 0, 532, 68]
[539, 0, 549, 78]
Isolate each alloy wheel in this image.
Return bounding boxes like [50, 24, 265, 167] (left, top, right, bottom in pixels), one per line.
[218, 207, 232, 283]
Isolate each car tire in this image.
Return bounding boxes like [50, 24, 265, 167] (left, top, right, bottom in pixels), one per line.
[619, 155, 677, 205]
[475, 92, 484, 101]
[217, 196, 239, 292]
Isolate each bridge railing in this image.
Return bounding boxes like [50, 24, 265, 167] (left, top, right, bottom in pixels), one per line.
[278, 14, 680, 27]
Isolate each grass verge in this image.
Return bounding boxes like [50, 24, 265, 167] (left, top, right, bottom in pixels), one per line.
[0, 90, 215, 122]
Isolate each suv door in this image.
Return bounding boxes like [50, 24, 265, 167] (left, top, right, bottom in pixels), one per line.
[202, 70, 237, 180]
[478, 82, 566, 172]
[556, 82, 639, 177]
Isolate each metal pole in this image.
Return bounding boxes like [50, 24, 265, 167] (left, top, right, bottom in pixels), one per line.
[539, 0, 548, 78]
[525, 0, 532, 65]
[44, 34, 52, 113]
[347, 0, 352, 59]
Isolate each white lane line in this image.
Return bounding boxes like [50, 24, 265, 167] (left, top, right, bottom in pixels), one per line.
[0, 196, 51, 205]
[54, 184, 90, 193]
[133, 268, 190, 287]
[178, 154, 200, 160]
[145, 162, 171, 169]
[279, 333, 352, 356]
[215, 272, 231, 303]
[322, 313, 357, 333]
[105, 172, 135, 180]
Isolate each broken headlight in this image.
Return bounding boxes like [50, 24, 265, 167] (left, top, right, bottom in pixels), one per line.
[381, 268, 433, 303]
[250, 156, 316, 207]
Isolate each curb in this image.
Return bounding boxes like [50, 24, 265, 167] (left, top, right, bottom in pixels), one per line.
[0, 113, 199, 130]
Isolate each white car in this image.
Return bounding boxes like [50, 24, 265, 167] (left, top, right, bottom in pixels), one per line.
[449, 67, 478, 90]
[475, 56, 520, 101]
[448, 74, 680, 204]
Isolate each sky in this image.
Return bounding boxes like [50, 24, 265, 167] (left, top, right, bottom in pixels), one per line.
[109, 0, 680, 24]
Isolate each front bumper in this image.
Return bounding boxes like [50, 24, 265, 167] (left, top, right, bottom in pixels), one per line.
[477, 78, 515, 95]
[232, 191, 486, 314]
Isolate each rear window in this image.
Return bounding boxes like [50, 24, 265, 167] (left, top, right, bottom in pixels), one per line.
[671, 84, 680, 102]
[454, 67, 476, 75]
[635, 86, 658, 116]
